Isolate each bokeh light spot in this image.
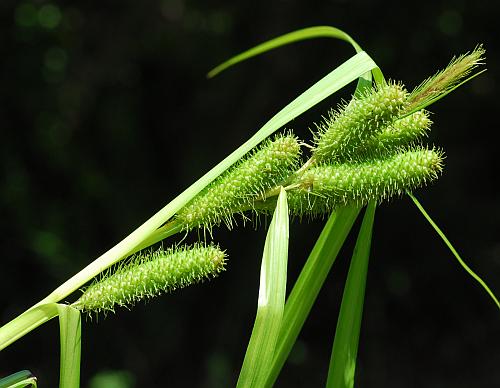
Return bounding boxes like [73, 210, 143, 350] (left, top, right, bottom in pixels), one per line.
[88, 370, 135, 388]
[38, 4, 62, 29]
[15, 3, 38, 27]
[44, 47, 68, 72]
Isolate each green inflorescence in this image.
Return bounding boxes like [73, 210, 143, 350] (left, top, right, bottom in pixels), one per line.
[357, 110, 432, 157]
[169, 48, 485, 230]
[175, 133, 301, 230]
[53, 45, 491, 327]
[286, 148, 443, 217]
[74, 244, 226, 314]
[312, 82, 408, 163]
[174, 90, 440, 226]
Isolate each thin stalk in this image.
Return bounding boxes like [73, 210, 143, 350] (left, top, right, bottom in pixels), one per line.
[409, 193, 500, 310]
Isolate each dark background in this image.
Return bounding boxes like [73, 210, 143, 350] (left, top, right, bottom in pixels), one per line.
[1, 1, 499, 387]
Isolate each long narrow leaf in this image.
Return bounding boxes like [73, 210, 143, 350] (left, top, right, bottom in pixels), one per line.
[208, 26, 363, 78]
[409, 193, 500, 310]
[237, 188, 289, 387]
[265, 206, 361, 387]
[57, 305, 81, 388]
[207, 25, 384, 90]
[326, 202, 376, 388]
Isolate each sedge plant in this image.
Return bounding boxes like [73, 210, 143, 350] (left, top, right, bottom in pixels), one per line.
[0, 26, 498, 388]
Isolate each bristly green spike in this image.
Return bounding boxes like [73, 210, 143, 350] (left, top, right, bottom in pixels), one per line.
[175, 134, 301, 230]
[286, 147, 443, 216]
[73, 244, 226, 315]
[312, 82, 408, 163]
[358, 110, 432, 157]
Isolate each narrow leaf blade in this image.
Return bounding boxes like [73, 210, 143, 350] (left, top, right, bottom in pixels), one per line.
[237, 188, 289, 388]
[326, 202, 376, 388]
[265, 206, 361, 387]
[57, 304, 82, 388]
[208, 26, 364, 78]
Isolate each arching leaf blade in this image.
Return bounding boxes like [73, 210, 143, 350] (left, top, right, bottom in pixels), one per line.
[208, 25, 364, 78]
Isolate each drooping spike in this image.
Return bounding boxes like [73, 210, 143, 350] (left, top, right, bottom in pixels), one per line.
[74, 244, 226, 314]
[286, 147, 444, 217]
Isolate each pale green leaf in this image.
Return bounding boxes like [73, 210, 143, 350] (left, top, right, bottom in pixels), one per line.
[207, 25, 384, 90]
[57, 304, 82, 388]
[237, 188, 289, 388]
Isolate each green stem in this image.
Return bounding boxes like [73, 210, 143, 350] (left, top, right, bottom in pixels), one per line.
[409, 193, 500, 310]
